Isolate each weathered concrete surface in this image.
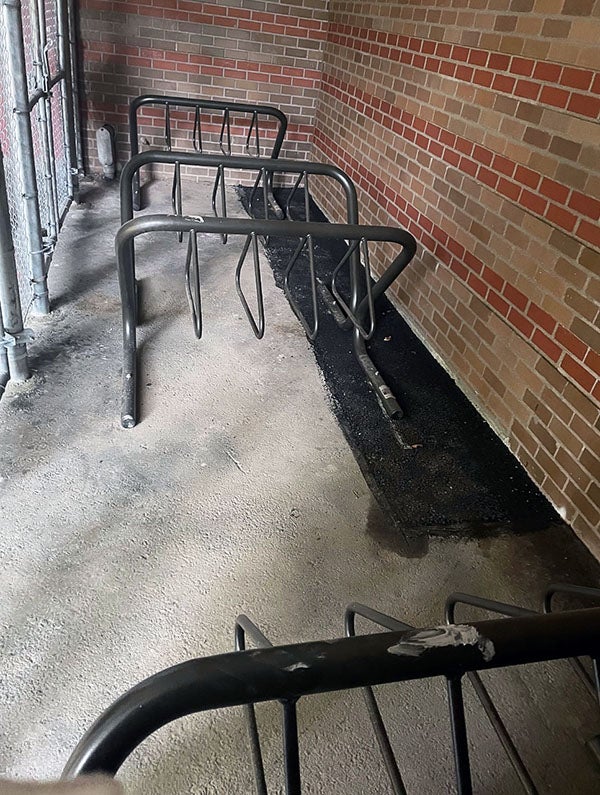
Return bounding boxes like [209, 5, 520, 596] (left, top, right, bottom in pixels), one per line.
[0, 179, 599, 793]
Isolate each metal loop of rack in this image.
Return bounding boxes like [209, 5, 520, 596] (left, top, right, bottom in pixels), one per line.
[184, 229, 202, 339]
[63, 583, 600, 794]
[114, 208, 416, 429]
[235, 232, 265, 340]
[129, 94, 288, 219]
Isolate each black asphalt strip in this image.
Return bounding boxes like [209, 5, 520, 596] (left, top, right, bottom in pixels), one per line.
[238, 185, 562, 538]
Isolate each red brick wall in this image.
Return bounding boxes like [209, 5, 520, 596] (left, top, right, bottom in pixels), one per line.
[311, 1, 600, 552]
[78, 0, 329, 175]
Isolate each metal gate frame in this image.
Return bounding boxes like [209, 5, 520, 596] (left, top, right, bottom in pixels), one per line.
[0, 0, 79, 320]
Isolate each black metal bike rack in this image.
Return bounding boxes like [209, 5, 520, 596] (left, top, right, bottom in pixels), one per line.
[118, 152, 417, 428]
[63, 584, 600, 793]
[129, 94, 288, 216]
[116, 212, 416, 428]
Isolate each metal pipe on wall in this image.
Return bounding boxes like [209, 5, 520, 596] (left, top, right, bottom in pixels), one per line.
[57, 0, 79, 200]
[65, 0, 84, 175]
[2, 0, 50, 314]
[0, 146, 30, 382]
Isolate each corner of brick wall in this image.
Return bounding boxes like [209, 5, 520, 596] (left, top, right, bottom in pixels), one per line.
[311, 0, 600, 554]
[77, 0, 600, 554]
[77, 0, 329, 173]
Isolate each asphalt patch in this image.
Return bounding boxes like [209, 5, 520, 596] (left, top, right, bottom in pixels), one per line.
[237, 185, 562, 537]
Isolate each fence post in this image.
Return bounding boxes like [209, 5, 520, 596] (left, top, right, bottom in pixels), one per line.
[0, 145, 31, 383]
[2, 0, 50, 315]
[65, 0, 84, 176]
[57, 0, 80, 201]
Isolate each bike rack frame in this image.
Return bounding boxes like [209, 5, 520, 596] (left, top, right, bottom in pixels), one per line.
[129, 94, 288, 215]
[63, 596, 600, 793]
[119, 152, 417, 427]
[116, 213, 416, 428]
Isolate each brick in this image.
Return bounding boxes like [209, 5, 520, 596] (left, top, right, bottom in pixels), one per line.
[567, 93, 600, 118]
[563, 0, 595, 13]
[483, 366, 506, 396]
[560, 67, 593, 91]
[584, 349, 600, 377]
[549, 228, 581, 258]
[566, 289, 599, 322]
[492, 74, 516, 93]
[555, 326, 588, 359]
[568, 192, 600, 221]
[536, 447, 568, 490]
[581, 448, 600, 481]
[542, 19, 572, 38]
[549, 137, 581, 162]
[512, 418, 539, 457]
[545, 204, 578, 233]
[520, 189, 547, 215]
[488, 290, 510, 316]
[536, 356, 567, 393]
[528, 304, 557, 335]
[533, 62, 562, 82]
[514, 166, 540, 190]
[532, 329, 562, 362]
[555, 448, 592, 490]
[539, 85, 570, 108]
[563, 355, 596, 392]
[503, 283, 529, 311]
[563, 382, 599, 425]
[524, 389, 552, 424]
[542, 387, 574, 426]
[576, 219, 600, 249]
[523, 127, 551, 149]
[568, 487, 600, 529]
[530, 417, 557, 453]
[539, 178, 569, 205]
[513, 79, 540, 100]
[571, 317, 600, 351]
[508, 308, 534, 338]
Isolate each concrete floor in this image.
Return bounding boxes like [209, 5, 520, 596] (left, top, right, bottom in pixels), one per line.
[0, 178, 599, 793]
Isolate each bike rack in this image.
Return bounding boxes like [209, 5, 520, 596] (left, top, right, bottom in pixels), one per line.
[129, 95, 288, 217]
[119, 152, 417, 427]
[63, 586, 600, 793]
[116, 213, 416, 428]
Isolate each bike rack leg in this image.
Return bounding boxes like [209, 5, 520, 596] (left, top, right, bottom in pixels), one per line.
[354, 328, 403, 418]
[120, 239, 138, 428]
[282, 701, 301, 795]
[235, 615, 302, 795]
[447, 676, 473, 795]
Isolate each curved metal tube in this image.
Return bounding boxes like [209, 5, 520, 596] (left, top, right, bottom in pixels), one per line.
[115, 213, 416, 428]
[63, 608, 600, 779]
[120, 151, 358, 227]
[129, 95, 288, 211]
[543, 583, 600, 615]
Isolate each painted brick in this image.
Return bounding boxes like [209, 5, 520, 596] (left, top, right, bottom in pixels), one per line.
[310, 2, 600, 555]
[563, 355, 597, 392]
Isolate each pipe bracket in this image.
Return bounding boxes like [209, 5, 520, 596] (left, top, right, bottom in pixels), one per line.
[1, 328, 34, 348]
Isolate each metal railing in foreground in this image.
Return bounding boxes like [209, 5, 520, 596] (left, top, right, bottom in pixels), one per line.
[115, 212, 416, 428]
[129, 94, 288, 216]
[63, 587, 600, 794]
